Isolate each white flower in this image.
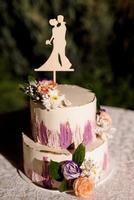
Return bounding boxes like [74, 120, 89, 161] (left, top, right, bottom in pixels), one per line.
[47, 89, 65, 109]
[50, 96, 61, 109]
[48, 89, 58, 97]
[39, 87, 71, 110]
[81, 160, 101, 183]
[36, 96, 40, 100]
[63, 98, 72, 106]
[42, 98, 51, 110]
[60, 94, 65, 101]
[95, 125, 116, 140]
[81, 160, 92, 177]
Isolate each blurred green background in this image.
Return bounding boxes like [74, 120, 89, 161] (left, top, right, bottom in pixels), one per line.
[0, 0, 134, 113]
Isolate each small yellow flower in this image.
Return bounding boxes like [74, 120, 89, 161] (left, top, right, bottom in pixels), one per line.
[53, 96, 58, 100]
[92, 167, 97, 175]
[50, 95, 59, 101]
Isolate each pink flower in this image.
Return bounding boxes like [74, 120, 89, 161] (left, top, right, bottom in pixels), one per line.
[97, 110, 112, 128]
[37, 80, 57, 94]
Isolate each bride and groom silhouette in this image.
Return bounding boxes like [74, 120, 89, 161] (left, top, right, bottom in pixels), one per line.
[36, 15, 72, 71]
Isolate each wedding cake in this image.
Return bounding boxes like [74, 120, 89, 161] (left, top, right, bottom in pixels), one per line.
[21, 15, 113, 198]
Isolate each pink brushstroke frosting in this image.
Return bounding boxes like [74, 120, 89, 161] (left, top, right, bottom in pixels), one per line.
[83, 121, 93, 145]
[60, 122, 72, 149]
[42, 158, 52, 189]
[103, 153, 108, 170]
[38, 121, 48, 145]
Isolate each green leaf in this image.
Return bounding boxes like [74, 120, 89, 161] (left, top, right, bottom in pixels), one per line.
[72, 143, 85, 166]
[59, 180, 68, 192]
[19, 83, 28, 91]
[19, 84, 25, 90]
[49, 160, 62, 181]
[28, 75, 37, 85]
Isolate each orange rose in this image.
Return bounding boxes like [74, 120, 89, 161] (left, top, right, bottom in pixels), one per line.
[47, 81, 57, 89]
[73, 177, 94, 198]
[37, 85, 49, 94]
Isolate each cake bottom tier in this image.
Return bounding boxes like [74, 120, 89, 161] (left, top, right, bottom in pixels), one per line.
[22, 134, 109, 189]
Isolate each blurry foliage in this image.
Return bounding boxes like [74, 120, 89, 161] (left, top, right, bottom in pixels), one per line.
[0, 0, 134, 113]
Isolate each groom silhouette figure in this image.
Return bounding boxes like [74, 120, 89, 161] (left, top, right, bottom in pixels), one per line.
[57, 15, 72, 68]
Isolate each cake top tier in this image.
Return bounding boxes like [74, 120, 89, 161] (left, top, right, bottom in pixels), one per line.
[58, 85, 95, 106]
[20, 78, 95, 110]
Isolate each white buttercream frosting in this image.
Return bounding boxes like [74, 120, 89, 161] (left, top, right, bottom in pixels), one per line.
[30, 84, 96, 149]
[57, 84, 95, 107]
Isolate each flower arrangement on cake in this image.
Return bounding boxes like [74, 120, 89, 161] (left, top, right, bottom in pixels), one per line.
[42, 142, 100, 198]
[20, 76, 71, 110]
[96, 108, 115, 139]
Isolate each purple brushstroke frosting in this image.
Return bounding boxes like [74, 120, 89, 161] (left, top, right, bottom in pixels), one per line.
[83, 121, 93, 145]
[60, 122, 72, 149]
[38, 121, 48, 145]
[42, 159, 52, 189]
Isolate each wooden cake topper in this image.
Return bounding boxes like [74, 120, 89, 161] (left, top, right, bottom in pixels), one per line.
[35, 15, 74, 82]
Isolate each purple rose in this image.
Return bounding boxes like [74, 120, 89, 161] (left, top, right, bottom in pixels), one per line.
[62, 161, 81, 180]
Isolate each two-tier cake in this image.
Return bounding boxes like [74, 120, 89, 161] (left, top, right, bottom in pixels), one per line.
[21, 15, 113, 198]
